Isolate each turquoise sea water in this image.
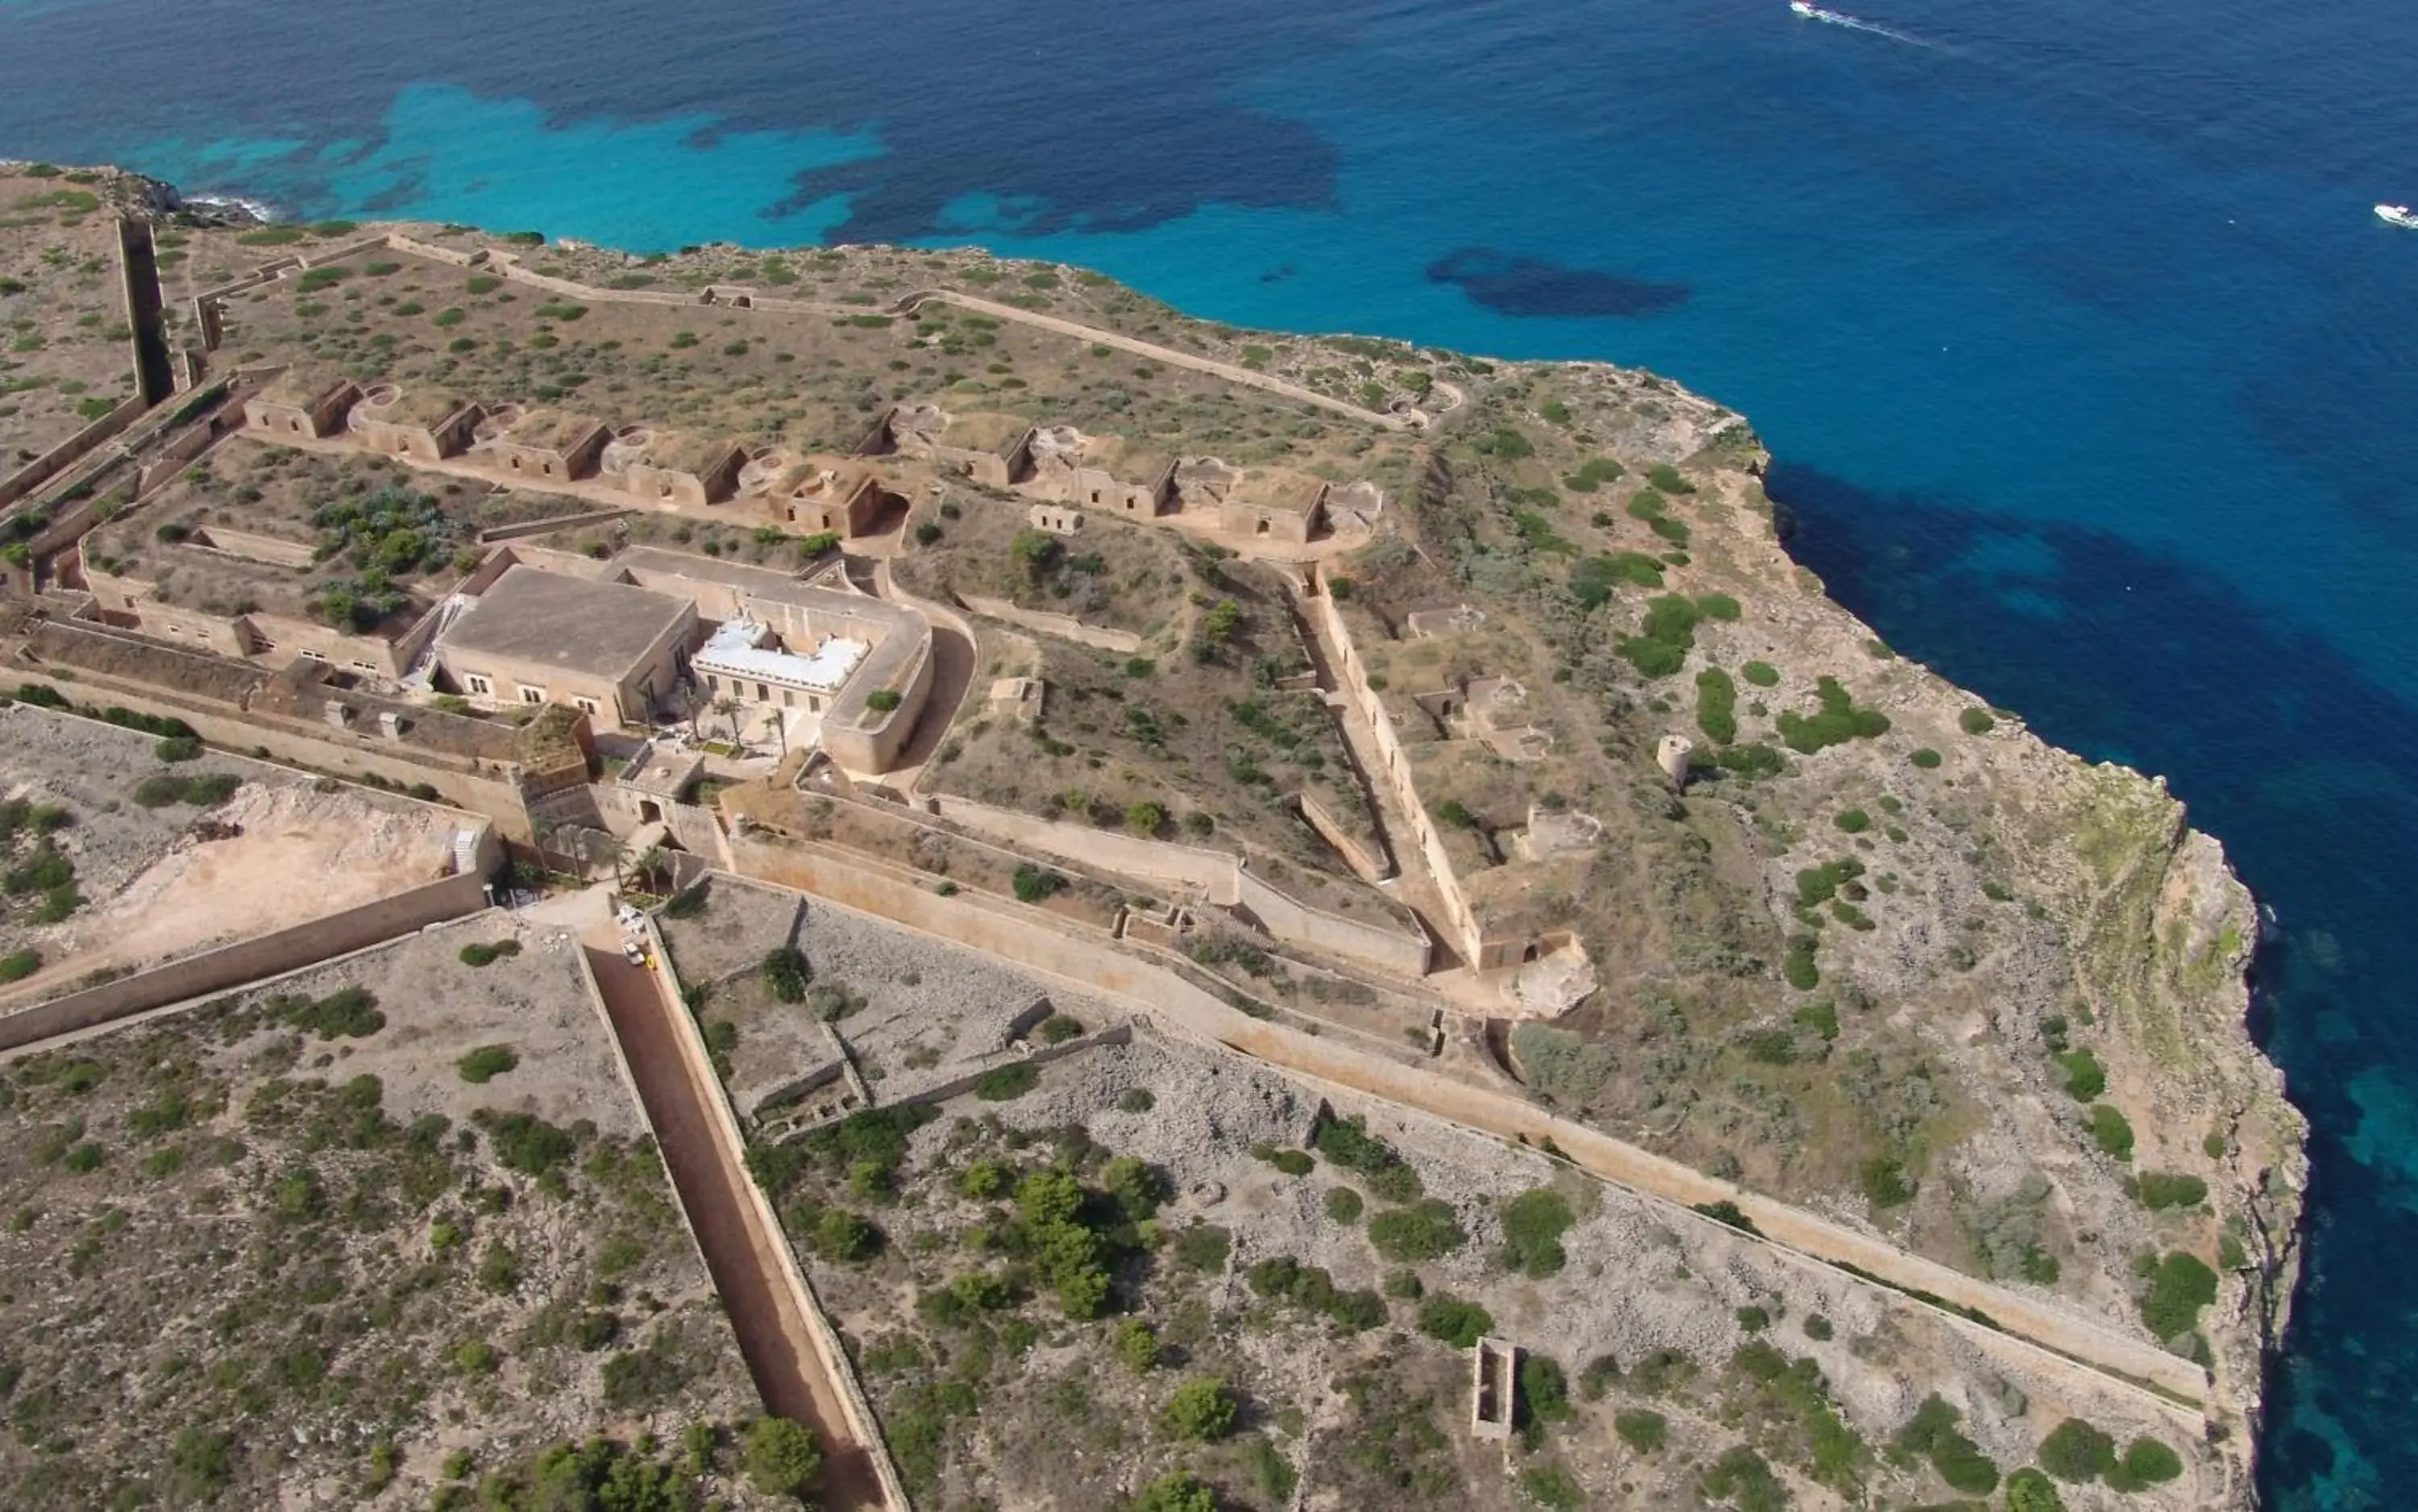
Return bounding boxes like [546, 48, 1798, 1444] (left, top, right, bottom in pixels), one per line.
[5, 0, 2417, 1500]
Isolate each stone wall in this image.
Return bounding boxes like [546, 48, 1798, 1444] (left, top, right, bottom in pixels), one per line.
[956, 595, 1143, 654]
[0, 392, 148, 510]
[0, 843, 496, 1052]
[634, 914, 915, 1511]
[6, 667, 539, 837]
[915, 792, 1429, 976]
[1307, 567, 1485, 962]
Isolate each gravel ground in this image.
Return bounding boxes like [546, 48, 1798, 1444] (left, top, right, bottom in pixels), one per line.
[228, 912, 645, 1140]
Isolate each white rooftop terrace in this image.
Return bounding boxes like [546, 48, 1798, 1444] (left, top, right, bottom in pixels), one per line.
[693, 617, 867, 692]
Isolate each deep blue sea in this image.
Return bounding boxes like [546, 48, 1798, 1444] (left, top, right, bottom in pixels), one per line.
[4, 0, 2414, 1499]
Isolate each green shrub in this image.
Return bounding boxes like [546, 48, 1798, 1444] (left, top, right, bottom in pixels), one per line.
[458, 939, 522, 968]
[1519, 1462, 1583, 1510]
[154, 735, 202, 762]
[815, 1208, 879, 1262]
[1127, 1471, 1214, 1512]
[0, 948, 38, 983]
[1615, 1408, 1668, 1453]
[1265, 1148, 1314, 1176]
[1369, 1199, 1467, 1262]
[479, 1111, 579, 1176]
[761, 946, 810, 1002]
[1162, 1377, 1236, 1441]
[1509, 1022, 1616, 1107]
[2006, 1467, 2067, 1512]
[2135, 1171, 2208, 1211]
[1702, 1445, 1784, 1509]
[2056, 1047, 2105, 1101]
[2140, 1251, 2218, 1339]
[2106, 1437, 2183, 1489]
[1959, 707, 1997, 735]
[1418, 1294, 1493, 1348]
[1323, 1186, 1364, 1224]
[1859, 1154, 1914, 1208]
[1777, 676, 1891, 754]
[1174, 1224, 1229, 1273]
[2037, 1417, 2117, 1482]
[1895, 1394, 1999, 1495]
[1311, 1112, 1423, 1202]
[1012, 864, 1066, 903]
[456, 1045, 517, 1084]
[974, 1063, 1040, 1101]
[1647, 463, 1694, 493]
[1563, 457, 1624, 492]
[1741, 660, 1780, 687]
[1783, 935, 1819, 991]
[1501, 1188, 1576, 1277]
[1910, 747, 1943, 768]
[742, 1416, 821, 1499]
[1569, 550, 1664, 605]
[2090, 1104, 2134, 1161]
[1696, 667, 1738, 744]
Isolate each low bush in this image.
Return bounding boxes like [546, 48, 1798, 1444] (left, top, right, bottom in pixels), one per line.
[1777, 676, 1891, 754]
[2135, 1171, 2209, 1211]
[456, 1045, 518, 1084]
[2038, 1417, 2117, 1482]
[2090, 1104, 2135, 1161]
[2140, 1251, 2218, 1340]
[1741, 660, 1780, 687]
[1418, 1294, 1493, 1348]
[761, 946, 811, 1003]
[0, 948, 37, 982]
[457, 939, 521, 968]
[1911, 747, 1943, 768]
[2056, 1047, 2105, 1100]
[1696, 667, 1737, 744]
[1834, 808, 1870, 833]
[742, 1416, 821, 1500]
[1500, 1188, 1576, 1277]
[1895, 1394, 1999, 1496]
[1323, 1186, 1363, 1224]
[1569, 550, 1664, 605]
[1960, 707, 1998, 735]
[2107, 1436, 2183, 1489]
[1614, 1408, 1667, 1452]
[974, 1063, 1040, 1101]
[1161, 1377, 1236, 1442]
[1369, 1198, 1467, 1262]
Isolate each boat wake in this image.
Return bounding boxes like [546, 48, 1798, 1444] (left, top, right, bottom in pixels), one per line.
[1789, 2, 1946, 52]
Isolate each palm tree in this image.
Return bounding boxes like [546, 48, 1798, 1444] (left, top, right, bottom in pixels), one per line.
[713, 696, 744, 747]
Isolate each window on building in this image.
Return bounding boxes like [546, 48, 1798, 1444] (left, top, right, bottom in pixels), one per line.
[704, 675, 719, 694]
[351, 660, 377, 673]
[520, 686, 545, 704]
[301, 648, 327, 661]
[574, 696, 598, 715]
[465, 674, 492, 696]
[755, 682, 770, 702]
[782, 689, 794, 707]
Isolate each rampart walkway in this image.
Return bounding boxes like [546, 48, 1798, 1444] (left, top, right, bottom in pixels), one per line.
[583, 938, 893, 1510]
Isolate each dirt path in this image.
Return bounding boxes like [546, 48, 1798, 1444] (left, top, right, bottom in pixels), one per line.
[582, 942, 889, 1510]
[889, 289, 1407, 432]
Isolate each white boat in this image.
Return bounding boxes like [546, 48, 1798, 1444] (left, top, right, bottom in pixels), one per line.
[2379, 204, 2418, 230]
[1791, 1, 1818, 13]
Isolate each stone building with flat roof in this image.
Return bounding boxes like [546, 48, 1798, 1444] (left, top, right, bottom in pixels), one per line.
[243, 365, 359, 440]
[767, 455, 883, 536]
[887, 405, 1034, 489]
[476, 405, 611, 484]
[1221, 467, 1330, 545]
[348, 384, 482, 463]
[435, 564, 696, 732]
[613, 429, 746, 509]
